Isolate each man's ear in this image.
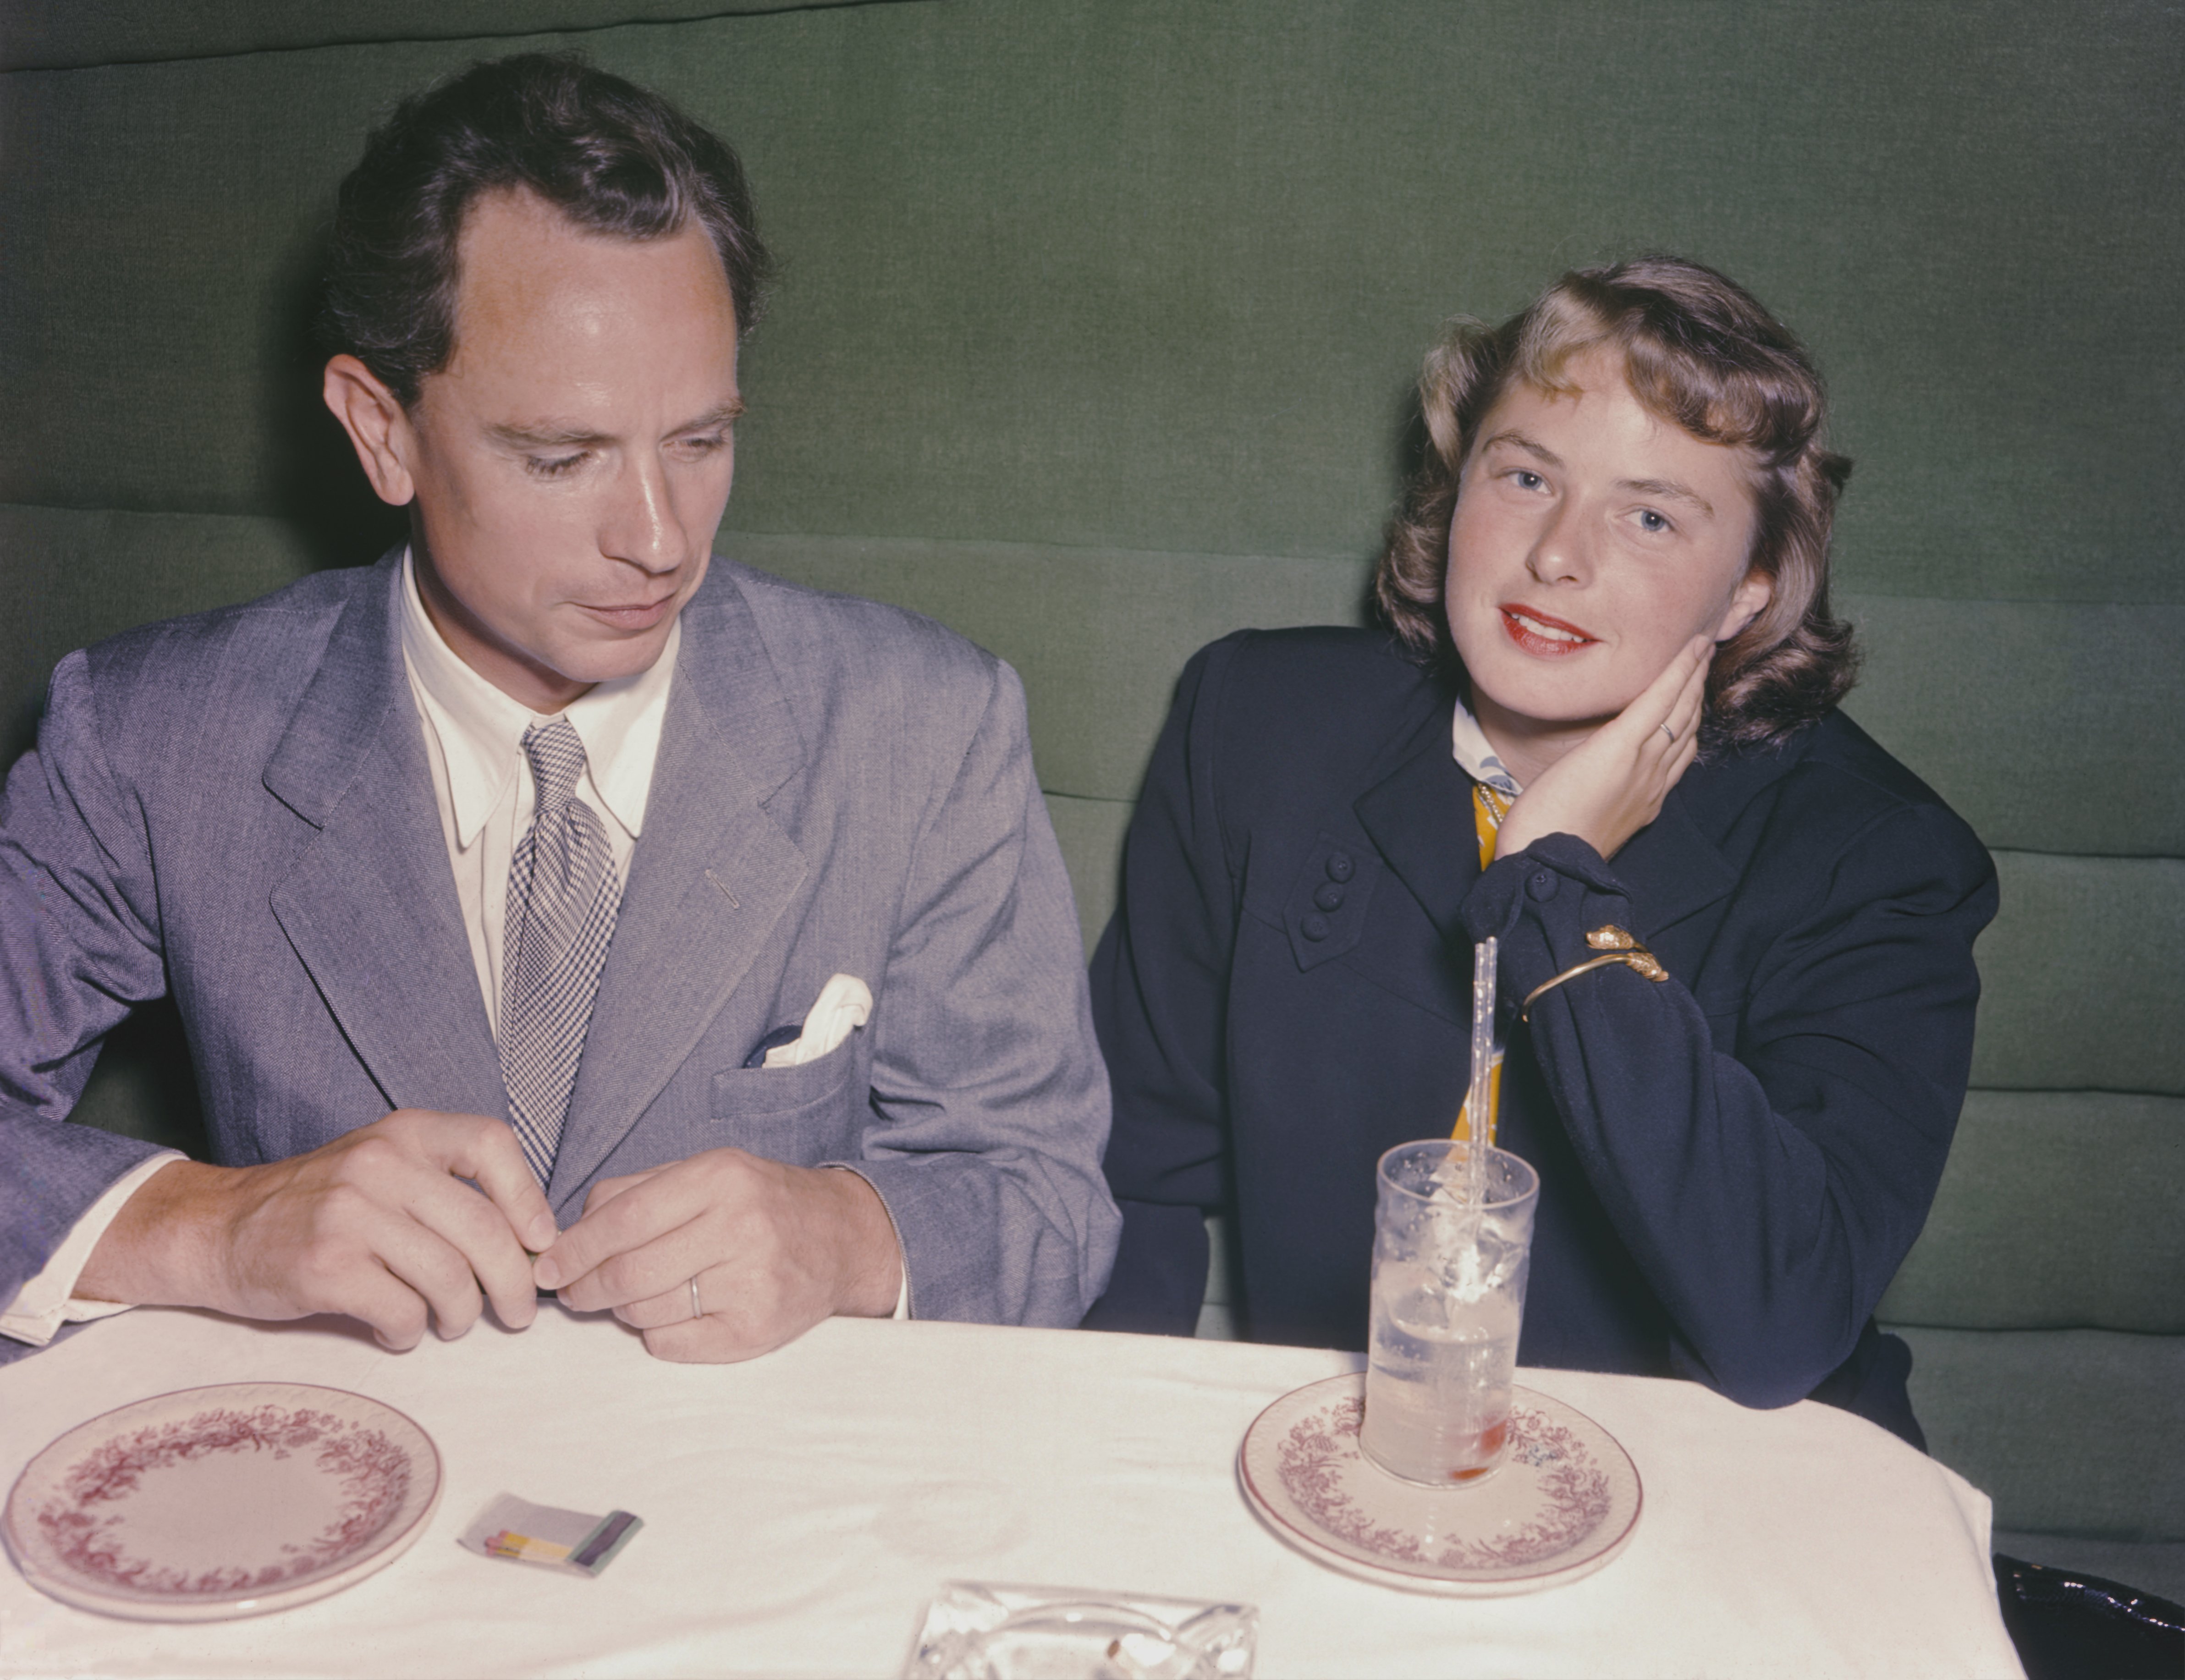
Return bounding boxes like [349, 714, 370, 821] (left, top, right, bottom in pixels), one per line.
[323, 355, 418, 507]
[1716, 568, 1773, 642]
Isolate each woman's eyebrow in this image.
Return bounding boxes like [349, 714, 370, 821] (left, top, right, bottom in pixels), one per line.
[1619, 476, 1716, 518]
[1478, 428, 1561, 466]
[1478, 432, 1716, 517]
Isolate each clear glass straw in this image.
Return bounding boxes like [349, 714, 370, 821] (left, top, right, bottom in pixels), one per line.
[1465, 936, 1498, 1209]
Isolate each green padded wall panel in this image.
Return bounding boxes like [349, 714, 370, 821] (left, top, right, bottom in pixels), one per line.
[5, 0, 2179, 606]
[1970, 853, 2185, 1096]
[724, 532, 1372, 803]
[13, 508, 2185, 864]
[1045, 792, 1133, 960]
[1887, 1325, 2185, 1540]
[1839, 598, 2185, 859]
[4, 40, 490, 520]
[713, 545, 2185, 865]
[0, 0, 881, 73]
[1879, 1091, 2185, 1333]
[0, 505, 324, 746]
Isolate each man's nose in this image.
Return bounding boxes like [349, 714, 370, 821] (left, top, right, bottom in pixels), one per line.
[600, 454, 684, 574]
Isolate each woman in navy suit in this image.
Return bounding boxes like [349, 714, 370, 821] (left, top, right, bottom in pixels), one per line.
[1084, 258, 1996, 1445]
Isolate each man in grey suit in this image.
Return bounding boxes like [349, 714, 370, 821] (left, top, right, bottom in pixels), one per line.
[0, 55, 1117, 1362]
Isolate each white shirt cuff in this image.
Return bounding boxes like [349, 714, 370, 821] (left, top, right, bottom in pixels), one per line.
[0, 1153, 185, 1347]
[820, 1162, 911, 1321]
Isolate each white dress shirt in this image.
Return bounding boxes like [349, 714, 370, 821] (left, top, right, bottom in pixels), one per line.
[1452, 693, 1526, 795]
[396, 548, 672, 1026]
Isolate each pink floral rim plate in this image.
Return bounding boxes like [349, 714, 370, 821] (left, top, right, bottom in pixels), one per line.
[1238, 1374, 1642, 1597]
[4, 1382, 442, 1621]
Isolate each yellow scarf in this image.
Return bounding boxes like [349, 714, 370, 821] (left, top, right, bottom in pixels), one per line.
[1453, 782, 1512, 1144]
[1473, 782, 1511, 870]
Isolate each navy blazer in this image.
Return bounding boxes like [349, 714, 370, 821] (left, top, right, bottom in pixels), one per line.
[1084, 628, 1997, 1445]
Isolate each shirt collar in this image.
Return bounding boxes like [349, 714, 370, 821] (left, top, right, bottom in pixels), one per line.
[1450, 692, 1524, 796]
[396, 548, 678, 845]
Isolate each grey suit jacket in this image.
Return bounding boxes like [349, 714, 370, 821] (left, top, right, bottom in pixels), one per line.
[0, 551, 1118, 1328]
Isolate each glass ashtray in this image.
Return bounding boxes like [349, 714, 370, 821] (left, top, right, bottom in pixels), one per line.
[903, 1581, 1258, 1680]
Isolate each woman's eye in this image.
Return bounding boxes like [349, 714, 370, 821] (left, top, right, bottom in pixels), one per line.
[676, 432, 729, 457]
[1637, 508, 1673, 534]
[526, 453, 585, 478]
[1512, 469, 1545, 492]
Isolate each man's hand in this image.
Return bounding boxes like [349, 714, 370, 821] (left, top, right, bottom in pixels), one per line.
[533, 1151, 903, 1363]
[74, 1110, 556, 1350]
[1495, 634, 1712, 862]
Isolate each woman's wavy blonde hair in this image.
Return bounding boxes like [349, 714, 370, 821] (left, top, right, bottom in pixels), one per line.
[1374, 256, 1857, 748]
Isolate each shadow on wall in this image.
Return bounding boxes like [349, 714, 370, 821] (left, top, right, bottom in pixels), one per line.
[66, 999, 210, 1160]
[262, 220, 412, 576]
[0, 223, 406, 770]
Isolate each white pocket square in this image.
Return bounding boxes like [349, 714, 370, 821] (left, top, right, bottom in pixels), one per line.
[761, 973, 872, 1069]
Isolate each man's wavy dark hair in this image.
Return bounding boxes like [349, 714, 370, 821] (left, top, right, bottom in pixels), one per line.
[1375, 256, 1858, 749]
[318, 53, 772, 406]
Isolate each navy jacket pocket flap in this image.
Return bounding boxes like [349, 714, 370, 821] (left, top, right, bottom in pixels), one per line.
[1285, 834, 1380, 971]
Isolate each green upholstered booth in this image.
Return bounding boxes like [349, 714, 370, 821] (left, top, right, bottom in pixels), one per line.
[5, 0, 2179, 1597]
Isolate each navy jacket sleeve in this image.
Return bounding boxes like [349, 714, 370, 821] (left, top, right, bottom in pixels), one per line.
[1081, 640, 1241, 1334]
[1467, 810, 1997, 1409]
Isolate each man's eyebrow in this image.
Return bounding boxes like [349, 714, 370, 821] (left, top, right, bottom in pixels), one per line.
[488, 419, 610, 449]
[678, 397, 746, 430]
[1618, 477, 1716, 518]
[485, 397, 745, 449]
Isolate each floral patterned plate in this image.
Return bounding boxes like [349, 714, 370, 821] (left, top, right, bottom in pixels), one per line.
[4, 1383, 441, 1621]
[1237, 1374, 1641, 1597]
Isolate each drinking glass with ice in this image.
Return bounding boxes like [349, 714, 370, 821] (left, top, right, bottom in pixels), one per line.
[1359, 1140, 1541, 1486]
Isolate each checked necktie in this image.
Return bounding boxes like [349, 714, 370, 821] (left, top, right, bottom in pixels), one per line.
[500, 717, 622, 1184]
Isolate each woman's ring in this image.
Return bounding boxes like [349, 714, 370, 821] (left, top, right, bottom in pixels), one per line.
[1659, 722, 1676, 743]
[690, 1276, 703, 1321]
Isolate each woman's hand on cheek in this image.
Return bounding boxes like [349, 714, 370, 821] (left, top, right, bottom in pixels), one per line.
[1494, 635, 1712, 862]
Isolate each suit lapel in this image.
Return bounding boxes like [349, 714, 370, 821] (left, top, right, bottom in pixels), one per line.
[1325, 711, 1481, 1027]
[546, 577, 809, 1204]
[264, 556, 507, 1121]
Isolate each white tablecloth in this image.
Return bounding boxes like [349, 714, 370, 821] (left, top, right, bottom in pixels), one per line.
[0, 1306, 2021, 1678]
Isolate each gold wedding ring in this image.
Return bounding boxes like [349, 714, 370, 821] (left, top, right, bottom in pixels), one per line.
[1659, 722, 1676, 743]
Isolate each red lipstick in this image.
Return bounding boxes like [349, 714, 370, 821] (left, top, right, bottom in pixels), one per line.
[1498, 604, 1598, 657]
